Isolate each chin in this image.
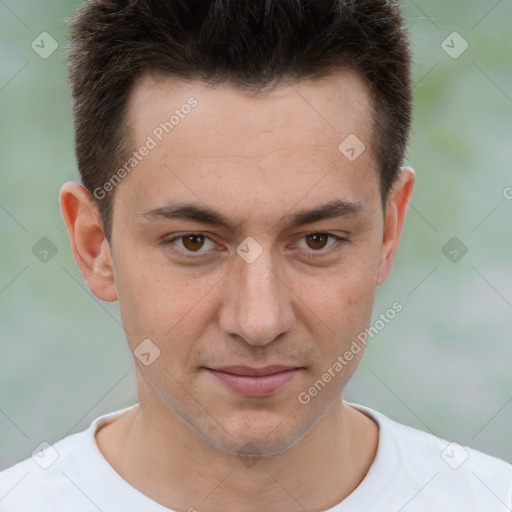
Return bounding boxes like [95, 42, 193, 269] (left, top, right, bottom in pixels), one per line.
[198, 412, 310, 458]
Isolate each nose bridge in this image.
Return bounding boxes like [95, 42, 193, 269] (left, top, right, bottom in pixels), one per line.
[221, 241, 293, 345]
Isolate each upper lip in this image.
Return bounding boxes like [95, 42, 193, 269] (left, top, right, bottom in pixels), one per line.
[207, 365, 301, 376]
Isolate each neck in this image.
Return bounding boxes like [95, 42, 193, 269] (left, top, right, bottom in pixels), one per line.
[96, 398, 378, 512]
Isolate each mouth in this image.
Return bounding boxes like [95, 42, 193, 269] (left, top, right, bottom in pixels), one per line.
[203, 365, 303, 397]
[211, 365, 301, 376]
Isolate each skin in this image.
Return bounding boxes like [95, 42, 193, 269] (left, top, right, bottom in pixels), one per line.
[59, 69, 415, 512]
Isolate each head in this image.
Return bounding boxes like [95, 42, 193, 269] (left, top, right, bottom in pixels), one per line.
[60, 0, 415, 457]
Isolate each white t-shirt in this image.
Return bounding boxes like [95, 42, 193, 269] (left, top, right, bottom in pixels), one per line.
[1, 401, 511, 511]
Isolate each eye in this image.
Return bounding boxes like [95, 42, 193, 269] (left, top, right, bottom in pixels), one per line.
[160, 231, 349, 260]
[160, 232, 218, 257]
[294, 232, 349, 258]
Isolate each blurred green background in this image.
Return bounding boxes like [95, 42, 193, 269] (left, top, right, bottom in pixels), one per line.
[1, 0, 511, 471]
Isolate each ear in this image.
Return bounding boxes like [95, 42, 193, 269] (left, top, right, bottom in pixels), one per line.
[376, 166, 416, 286]
[59, 181, 118, 302]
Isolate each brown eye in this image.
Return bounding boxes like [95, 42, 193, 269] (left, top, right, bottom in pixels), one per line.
[182, 234, 205, 252]
[295, 232, 348, 258]
[305, 233, 329, 250]
[161, 233, 217, 256]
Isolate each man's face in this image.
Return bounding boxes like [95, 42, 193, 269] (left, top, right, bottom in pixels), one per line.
[107, 71, 392, 456]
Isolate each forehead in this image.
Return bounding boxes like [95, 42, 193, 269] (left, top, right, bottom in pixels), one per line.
[125, 69, 375, 158]
[117, 70, 379, 222]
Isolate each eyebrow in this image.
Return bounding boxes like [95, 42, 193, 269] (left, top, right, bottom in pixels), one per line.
[138, 198, 364, 234]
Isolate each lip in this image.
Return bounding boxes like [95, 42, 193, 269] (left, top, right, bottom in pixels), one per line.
[212, 365, 300, 376]
[205, 366, 302, 397]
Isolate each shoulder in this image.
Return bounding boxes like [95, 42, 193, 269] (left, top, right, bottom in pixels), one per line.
[381, 406, 511, 470]
[0, 404, 138, 512]
[0, 431, 87, 512]
[348, 401, 512, 510]
[391, 416, 512, 508]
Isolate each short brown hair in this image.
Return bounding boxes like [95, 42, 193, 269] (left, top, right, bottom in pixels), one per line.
[67, 0, 412, 242]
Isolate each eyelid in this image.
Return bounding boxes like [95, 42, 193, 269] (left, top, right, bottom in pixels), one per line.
[161, 231, 350, 259]
[291, 232, 349, 258]
[160, 232, 219, 257]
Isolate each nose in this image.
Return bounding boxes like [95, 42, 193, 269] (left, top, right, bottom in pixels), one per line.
[218, 244, 295, 347]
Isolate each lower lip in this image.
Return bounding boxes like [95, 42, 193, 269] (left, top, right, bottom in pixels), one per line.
[206, 368, 301, 397]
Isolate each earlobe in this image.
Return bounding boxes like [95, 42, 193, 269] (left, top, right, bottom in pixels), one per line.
[376, 166, 416, 286]
[59, 181, 118, 302]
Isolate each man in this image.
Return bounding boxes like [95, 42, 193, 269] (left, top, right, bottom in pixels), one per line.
[1, 0, 510, 510]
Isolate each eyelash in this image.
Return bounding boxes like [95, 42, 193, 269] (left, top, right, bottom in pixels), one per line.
[160, 232, 349, 260]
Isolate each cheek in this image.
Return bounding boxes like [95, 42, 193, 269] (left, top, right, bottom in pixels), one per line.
[295, 246, 379, 346]
[325, 276, 375, 335]
[114, 249, 219, 349]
